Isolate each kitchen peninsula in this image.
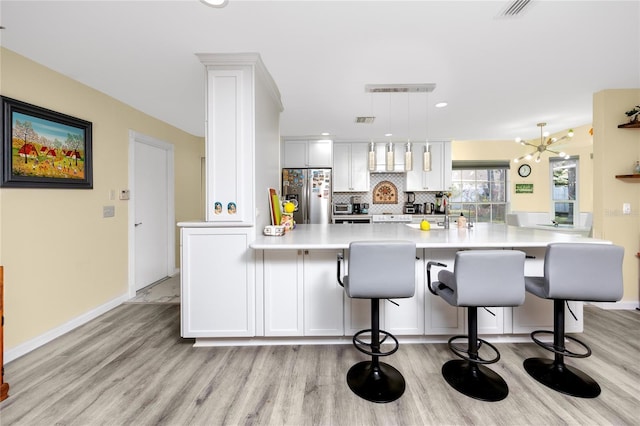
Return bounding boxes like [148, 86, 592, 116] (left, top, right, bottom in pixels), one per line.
[180, 222, 610, 347]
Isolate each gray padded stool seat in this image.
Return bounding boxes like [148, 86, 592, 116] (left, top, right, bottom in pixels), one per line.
[427, 249, 525, 401]
[337, 240, 416, 403]
[523, 243, 624, 398]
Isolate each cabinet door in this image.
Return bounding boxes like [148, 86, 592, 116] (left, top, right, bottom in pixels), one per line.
[424, 249, 464, 334]
[308, 140, 332, 167]
[332, 143, 351, 191]
[349, 143, 370, 191]
[181, 227, 255, 338]
[333, 143, 370, 192]
[263, 250, 304, 336]
[475, 307, 505, 335]
[283, 140, 308, 168]
[384, 249, 424, 335]
[304, 249, 344, 336]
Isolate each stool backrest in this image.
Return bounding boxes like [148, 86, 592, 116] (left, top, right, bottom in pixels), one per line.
[543, 243, 624, 301]
[346, 241, 416, 299]
[453, 250, 525, 306]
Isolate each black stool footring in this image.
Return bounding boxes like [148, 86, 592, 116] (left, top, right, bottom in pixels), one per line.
[442, 360, 509, 402]
[347, 361, 406, 403]
[523, 357, 601, 398]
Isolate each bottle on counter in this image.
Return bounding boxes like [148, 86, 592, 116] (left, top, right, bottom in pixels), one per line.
[457, 212, 467, 229]
[634, 160, 640, 174]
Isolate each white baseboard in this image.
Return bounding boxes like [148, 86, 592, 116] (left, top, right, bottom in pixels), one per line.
[5, 294, 128, 363]
[588, 300, 638, 310]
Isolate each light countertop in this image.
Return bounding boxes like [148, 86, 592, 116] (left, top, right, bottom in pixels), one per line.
[249, 223, 608, 250]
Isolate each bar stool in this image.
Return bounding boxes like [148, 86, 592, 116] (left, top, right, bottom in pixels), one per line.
[523, 242, 624, 398]
[337, 240, 416, 403]
[427, 249, 526, 401]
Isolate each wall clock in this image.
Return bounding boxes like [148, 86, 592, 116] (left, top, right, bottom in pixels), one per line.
[373, 180, 398, 204]
[518, 164, 532, 178]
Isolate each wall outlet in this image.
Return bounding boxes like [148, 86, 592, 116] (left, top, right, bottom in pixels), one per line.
[622, 203, 631, 215]
[103, 205, 115, 218]
[119, 189, 130, 200]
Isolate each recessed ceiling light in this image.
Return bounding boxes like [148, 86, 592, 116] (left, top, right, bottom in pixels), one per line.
[321, 132, 330, 136]
[384, 133, 393, 137]
[435, 102, 448, 108]
[201, 0, 228, 8]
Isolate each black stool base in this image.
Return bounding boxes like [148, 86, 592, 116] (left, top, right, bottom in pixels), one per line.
[442, 359, 509, 402]
[347, 361, 406, 403]
[523, 357, 601, 398]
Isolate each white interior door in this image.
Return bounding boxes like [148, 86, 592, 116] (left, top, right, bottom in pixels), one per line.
[130, 132, 175, 293]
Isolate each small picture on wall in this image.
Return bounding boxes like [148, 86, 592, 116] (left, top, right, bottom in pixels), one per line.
[1, 96, 93, 189]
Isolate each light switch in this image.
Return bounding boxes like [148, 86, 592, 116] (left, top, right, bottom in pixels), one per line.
[119, 190, 130, 200]
[622, 203, 631, 215]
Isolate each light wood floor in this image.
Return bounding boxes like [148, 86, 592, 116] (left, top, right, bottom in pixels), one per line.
[1, 304, 638, 425]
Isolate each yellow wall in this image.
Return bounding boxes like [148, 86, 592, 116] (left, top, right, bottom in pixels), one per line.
[452, 123, 594, 214]
[0, 48, 204, 350]
[593, 89, 640, 306]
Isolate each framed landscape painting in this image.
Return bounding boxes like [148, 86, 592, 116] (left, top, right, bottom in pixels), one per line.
[1, 96, 93, 189]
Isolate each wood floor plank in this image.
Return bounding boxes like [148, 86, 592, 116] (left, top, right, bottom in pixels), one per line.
[1, 304, 638, 425]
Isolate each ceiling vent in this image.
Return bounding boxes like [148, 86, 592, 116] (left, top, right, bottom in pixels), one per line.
[500, 0, 532, 17]
[365, 84, 436, 93]
[355, 116, 375, 124]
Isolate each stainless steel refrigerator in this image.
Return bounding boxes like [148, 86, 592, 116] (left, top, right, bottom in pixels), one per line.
[282, 168, 332, 224]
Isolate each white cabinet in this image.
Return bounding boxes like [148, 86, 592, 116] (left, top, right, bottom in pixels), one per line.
[424, 248, 464, 334]
[283, 139, 332, 168]
[384, 249, 425, 335]
[262, 249, 344, 336]
[181, 227, 255, 338]
[303, 249, 344, 336]
[263, 250, 303, 336]
[333, 142, 370, 192]
[405, 141, 452, 191]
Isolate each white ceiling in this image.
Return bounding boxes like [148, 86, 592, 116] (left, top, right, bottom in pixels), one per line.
[1, 1, 638, 143]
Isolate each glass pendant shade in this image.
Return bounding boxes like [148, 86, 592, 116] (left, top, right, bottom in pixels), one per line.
[404, 142, 413, 171]
[385, 142, 394, 171]
[423, 145, 432, 172]
[368, 142, 376, 171]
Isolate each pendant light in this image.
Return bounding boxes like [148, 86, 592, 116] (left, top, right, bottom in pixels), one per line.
[423, 92, 432, 172]
[368, 141, 376, 171]
[386, 142, 395, 171]
[366, 93, 377, 171]
[385, 93, 394, 171]
[404, 93, 413, 171]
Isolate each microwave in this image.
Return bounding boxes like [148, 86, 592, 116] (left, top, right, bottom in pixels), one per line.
[333, 203, 353, 215]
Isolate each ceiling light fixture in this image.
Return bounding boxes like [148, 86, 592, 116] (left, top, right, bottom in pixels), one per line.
[200, 0, 228, 8]
[386, 93, 394, 171]
[404, 93, 413, 171]
[513, 122, 574, 164]
[424, 90, 432, 172]
[435, 102, 448, 108]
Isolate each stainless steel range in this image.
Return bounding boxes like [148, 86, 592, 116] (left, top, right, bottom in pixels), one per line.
[371, 214, 412, 223]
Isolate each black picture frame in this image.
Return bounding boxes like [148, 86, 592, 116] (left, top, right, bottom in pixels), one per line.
[1, 96, 93, 189]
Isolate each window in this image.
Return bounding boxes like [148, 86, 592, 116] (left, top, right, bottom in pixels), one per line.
[550, 156, 578, 225]
[450, 161, 509, 223]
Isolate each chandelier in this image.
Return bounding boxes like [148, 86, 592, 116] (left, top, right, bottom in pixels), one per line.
[513, 122, 574, 163]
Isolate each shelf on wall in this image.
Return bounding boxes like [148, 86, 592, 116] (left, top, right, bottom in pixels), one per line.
[615, 174, 640, 180]
[618, 122, 640, 129]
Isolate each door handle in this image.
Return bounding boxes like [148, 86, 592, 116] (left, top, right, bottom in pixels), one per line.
[135, 222, 143, 227]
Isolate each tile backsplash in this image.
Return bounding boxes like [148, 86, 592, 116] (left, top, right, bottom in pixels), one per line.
[333, 173, 437, 215]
